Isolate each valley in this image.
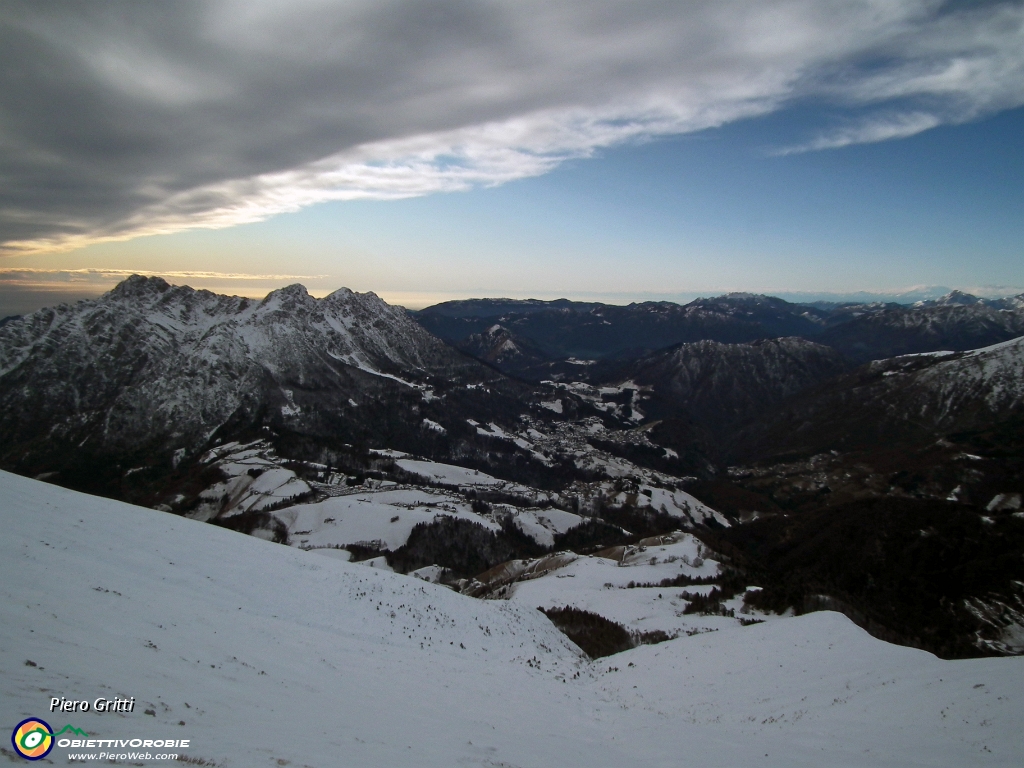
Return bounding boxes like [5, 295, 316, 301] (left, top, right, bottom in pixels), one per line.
[1, 276, 1022, 686]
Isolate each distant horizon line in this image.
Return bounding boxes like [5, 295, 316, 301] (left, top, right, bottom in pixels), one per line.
[2, 272, 1023, 318]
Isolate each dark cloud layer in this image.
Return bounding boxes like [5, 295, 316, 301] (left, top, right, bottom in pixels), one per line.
[1, 0, 1022, 253]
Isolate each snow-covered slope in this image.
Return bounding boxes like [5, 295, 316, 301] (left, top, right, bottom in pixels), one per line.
[818, 302, 1024, 361]
[482, 532, 764, 640]
[0, 275, 456, 383]
[823, 333, 1024, 430]
[188, 440, 581, 551]
[3, 470, 1023, 767]
[916, 290, 1024, 311]
[909, 335, 1024, 416]
[737, 334, 1024, 460]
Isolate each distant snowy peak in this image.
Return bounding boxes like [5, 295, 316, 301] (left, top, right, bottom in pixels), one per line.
[914, 290, 985, 307]
[913, 290, 1024, 310]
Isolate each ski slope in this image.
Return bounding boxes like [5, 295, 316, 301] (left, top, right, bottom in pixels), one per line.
[2, 469, 1023, 767]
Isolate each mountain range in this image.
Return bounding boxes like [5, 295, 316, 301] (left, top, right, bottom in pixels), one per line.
[1, 276, 1022, 660]
[414, 290, 1024, 371]
[0, 275, 552, 498]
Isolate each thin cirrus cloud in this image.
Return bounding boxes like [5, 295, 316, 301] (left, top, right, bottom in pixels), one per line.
[771, 111, 944, 154]
[1, 0, 1022, 255]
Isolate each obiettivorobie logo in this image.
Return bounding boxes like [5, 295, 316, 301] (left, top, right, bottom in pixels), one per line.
[11, 717, 191, 761]
[11, 718, 87, 761]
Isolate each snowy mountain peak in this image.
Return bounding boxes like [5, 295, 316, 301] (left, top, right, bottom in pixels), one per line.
[0, 277, 484, 473]
[324, 285, 356, 301]
[258, 282, 314, 308]
[939, 290, 982, 305]
[914, 290, 983, 307]
[720, 291, 761, 300]
[109, 273, 172, 297]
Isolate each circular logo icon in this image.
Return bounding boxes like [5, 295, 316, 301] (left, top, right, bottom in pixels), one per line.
[11, 718, 54, 761]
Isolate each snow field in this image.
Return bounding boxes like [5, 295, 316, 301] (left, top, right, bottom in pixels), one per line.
[610, 485, 731, 527]
[506, 507, 584, 548]
[280, 488, 500, 551]
[504, 534, 760, 639]
[189, 441, 312, 521]
[278, 483, 582, 552]
[591, 613, 1023, 766]
[395, 458, 507, 487]
[4, 470, 1023, 767]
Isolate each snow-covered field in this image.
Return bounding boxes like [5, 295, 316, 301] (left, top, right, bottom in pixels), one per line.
[396, 457, 510, 488]
[278, 483, 582, 553]
[281, 487, 501, 551]
[185, 444, 580, 551]
[186, 441, 314, 521]
[607, 485, 730, 527]
[499, 533, 765, 639]
[3, 469, 1023, 767]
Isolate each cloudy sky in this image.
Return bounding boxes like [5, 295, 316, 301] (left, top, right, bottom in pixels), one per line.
[1, 0, 1022, 314]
